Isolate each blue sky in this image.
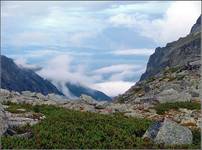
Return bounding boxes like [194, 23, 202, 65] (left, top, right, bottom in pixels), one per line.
[1, 1, 201, 97]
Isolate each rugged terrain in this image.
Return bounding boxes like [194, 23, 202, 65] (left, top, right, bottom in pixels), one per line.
[116, 15, 201, 105]
[0, 15, 201, 149]
[0, 89, 201, 148]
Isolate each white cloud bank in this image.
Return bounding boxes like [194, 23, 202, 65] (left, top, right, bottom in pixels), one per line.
[109, 1, 201, 45]
[93, 81, 134, 97]
[112, 48, 154, 56]
[94, 64, 142, 74]
[14, 58, 38, 70]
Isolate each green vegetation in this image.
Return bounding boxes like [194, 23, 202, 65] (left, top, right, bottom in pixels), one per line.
[154, 101, 201, 115]
[2, 104, 152, 149]
[4, 102, 33, 113]
[2, 103, 201, 149]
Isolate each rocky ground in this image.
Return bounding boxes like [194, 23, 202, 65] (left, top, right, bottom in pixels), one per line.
[116, 62, 200, 104]
[0, 88, 201, 147]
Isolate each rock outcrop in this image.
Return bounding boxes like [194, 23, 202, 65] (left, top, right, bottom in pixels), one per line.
[143, 118, 193, 145]
[0, 103, 8, 136]
[140, 15, 201, 81]
[115, 15, 201, 104]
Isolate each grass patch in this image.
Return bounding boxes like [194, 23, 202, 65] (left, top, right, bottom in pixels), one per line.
[2, 103, 201, 149]
[5, 103, 32, 113]
[154, 101, 201, 115]
[2, 104, 152, 149]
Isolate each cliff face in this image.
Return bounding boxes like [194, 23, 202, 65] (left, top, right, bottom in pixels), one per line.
[116, 15, 201, 104]
[140, 15, 201, 81]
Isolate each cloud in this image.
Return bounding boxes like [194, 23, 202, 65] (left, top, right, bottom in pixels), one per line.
[112, 48, 154, 56]
[93, 81, 134, 97]
[93, 64, 144, 84]
[94, 64, 142, 74]
[14, 57, 38, 69]
[109, 68, 146, 81]
[109, 13, 135, 27]
[139, 1, 201, 44]
[37, 54, 102, 97]
[10, 32, 52, 47]
[108, 1, 201, 45]
[37, 57, 141, 97]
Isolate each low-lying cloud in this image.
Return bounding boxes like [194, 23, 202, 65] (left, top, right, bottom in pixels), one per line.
[93, 81, 134, 97]
[112, 48, 154, 56]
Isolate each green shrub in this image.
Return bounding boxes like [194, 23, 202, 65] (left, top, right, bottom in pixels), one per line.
[2, 103, 201, 149]
[2, 104, 152, 149]
[5, 102, 32, 113]
[154, 101, 201, 115]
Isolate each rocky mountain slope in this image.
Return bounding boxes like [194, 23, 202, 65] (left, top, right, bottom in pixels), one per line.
[64, 82, 111, 101]
[116, 15, 201, 104]
[1, 55, 63, 95]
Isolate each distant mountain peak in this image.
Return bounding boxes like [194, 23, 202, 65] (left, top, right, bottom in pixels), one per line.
[190, 15, 201, 33]
[1, 55, 63, 95]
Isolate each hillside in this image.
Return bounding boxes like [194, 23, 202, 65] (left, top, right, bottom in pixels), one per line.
[65, 82, 111, 101]
[115, 15, 201, 104]
[0, 55, 63, 95]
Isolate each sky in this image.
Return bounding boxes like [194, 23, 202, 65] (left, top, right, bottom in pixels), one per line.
[1, 1, 201, 97]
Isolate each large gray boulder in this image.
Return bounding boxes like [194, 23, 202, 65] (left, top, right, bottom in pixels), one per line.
[156, 88, 191, 103]
[47, 93, 67, 102]
[22, 91, 36, 97]
[80, 94, 97, 105]
[143, 118, 193, 145]
[0, 103, 8, 136]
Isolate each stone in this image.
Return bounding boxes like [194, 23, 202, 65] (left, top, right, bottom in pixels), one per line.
[42, 100, 57, 106]
[196, 118, 201, 128]
[143, 118, 193, 145]
[47, 93, 67, 102]
[180, 118, 197, 127]
[6, 128, 17, 136]
[95, 101, 109, 109]
[6, 112, 44, 128]
[155, 119, 192, 145]
[190, 89, 199, 97]
[13, 131, 33, 139]
[143, 121, 162, 140]
[16, 108, 26, 112]
[22, 91, 36, 97]
[80, 94, 97, 105]
[0, 89, 10, 95]
[156, 88, 191, 103]
[124, 112, 144, 118]
[36, 93, 47, 100]
[0, 103, 8, 136]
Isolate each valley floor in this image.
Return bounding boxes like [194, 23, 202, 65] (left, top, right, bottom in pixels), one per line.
[1, 103, 201, 149]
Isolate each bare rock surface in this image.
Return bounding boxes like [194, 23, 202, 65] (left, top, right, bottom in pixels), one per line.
[143, 118, 193, 145]
[0, 103, 8, 136]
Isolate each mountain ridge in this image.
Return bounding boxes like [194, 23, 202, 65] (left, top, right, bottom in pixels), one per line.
[0, 55, 63, 95]
[115, 15, 201, 104]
